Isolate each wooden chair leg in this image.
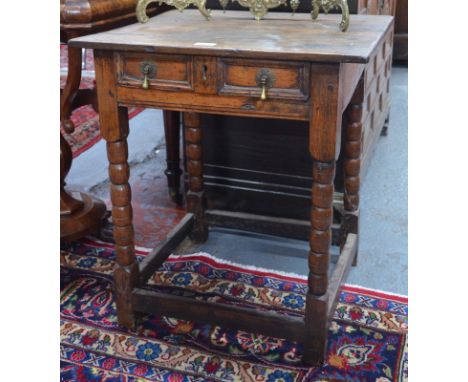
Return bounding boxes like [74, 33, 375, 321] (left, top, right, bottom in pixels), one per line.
[184, 112, 208, 243]
[303, 160, 335, 366]
[163, 110, 183, 205]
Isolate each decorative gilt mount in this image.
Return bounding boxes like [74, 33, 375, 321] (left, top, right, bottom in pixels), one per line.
[136, 0, 350, 31]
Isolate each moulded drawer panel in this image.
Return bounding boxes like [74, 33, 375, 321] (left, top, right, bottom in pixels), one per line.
[115, 52, 193, 91]
[218, 58, 310, 101]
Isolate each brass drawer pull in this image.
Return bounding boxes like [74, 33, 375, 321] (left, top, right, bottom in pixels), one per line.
[255, 69, 275, 101]
[140, 61, 156, 89]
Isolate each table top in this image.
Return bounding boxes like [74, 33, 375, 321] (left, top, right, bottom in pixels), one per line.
[70, 10, 393, 63]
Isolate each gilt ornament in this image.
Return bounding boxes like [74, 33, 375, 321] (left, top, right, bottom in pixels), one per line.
[136, 0, 350, 31]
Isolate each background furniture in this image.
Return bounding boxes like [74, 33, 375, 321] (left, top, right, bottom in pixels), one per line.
[393, 0, 408, 62]
[60, 0, 174, 240]
[71, 10, 393, 364]
[60, 0, 162, 132]
[61, 133, 107, 241]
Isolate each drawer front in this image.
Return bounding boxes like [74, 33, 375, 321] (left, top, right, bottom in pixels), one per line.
[115, 54, 310, 121]
[218, 59, 310, 101]
[116, 53, 193, 91]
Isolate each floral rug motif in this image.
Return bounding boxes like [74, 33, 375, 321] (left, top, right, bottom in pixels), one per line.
[60, 239, 408, 382]
[60, 44, 143, 157]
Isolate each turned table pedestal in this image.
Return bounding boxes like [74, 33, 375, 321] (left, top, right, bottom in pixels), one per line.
[71, 10, 393, 364]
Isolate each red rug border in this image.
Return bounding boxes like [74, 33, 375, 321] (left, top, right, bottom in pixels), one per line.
[72, 135, 102, 158]
[79, 237, 408, 304]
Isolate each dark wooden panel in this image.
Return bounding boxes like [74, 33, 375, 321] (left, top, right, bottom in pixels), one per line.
[393, 0, 408, 62]
[205, 0, 362, 13]
[61, 0, 163, 32]
[200, 113, 346, 221]
[205, 209, 342, 244]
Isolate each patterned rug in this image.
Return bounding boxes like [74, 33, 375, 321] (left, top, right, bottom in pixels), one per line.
[60, 45, 143, 157]
[60, 238, 408, 382]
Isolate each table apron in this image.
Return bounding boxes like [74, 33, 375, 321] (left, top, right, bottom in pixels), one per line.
[116, 86, 310, 121]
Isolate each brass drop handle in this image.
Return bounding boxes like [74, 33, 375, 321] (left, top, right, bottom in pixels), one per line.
[142, 68, 150, 89]
[255, 69, 275, 102]
[140, 61, 156, 90]
[259, 76, 268, 101]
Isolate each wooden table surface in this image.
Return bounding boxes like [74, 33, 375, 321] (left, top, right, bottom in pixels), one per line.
[70, 10, 393, 63]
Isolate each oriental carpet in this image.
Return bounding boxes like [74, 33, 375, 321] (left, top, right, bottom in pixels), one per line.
[60, 238, 408, 382]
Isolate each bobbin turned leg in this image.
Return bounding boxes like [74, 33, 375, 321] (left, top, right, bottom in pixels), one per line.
[94, 50, 139, 329]
[107, 131, 139, 328]
[343, 79, 364, 266]
[184, 112, 208, 243]
[163, 110, 183, 205]
[303, 63, 344, 366]
[303, 160, 335, 365]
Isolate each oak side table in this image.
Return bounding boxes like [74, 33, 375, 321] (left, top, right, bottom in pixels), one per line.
[70, 10, 393, 365]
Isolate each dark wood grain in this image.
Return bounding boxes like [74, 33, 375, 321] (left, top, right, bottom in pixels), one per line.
[163, 110, 183, 204]
[206, 209, 341, 243]
[61, 0, 162, 32]
[393, 0, 408, 61]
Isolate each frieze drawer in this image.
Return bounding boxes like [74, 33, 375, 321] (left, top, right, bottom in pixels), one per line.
[218, 58, 310, 101]
[116, 53, 193, 91]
